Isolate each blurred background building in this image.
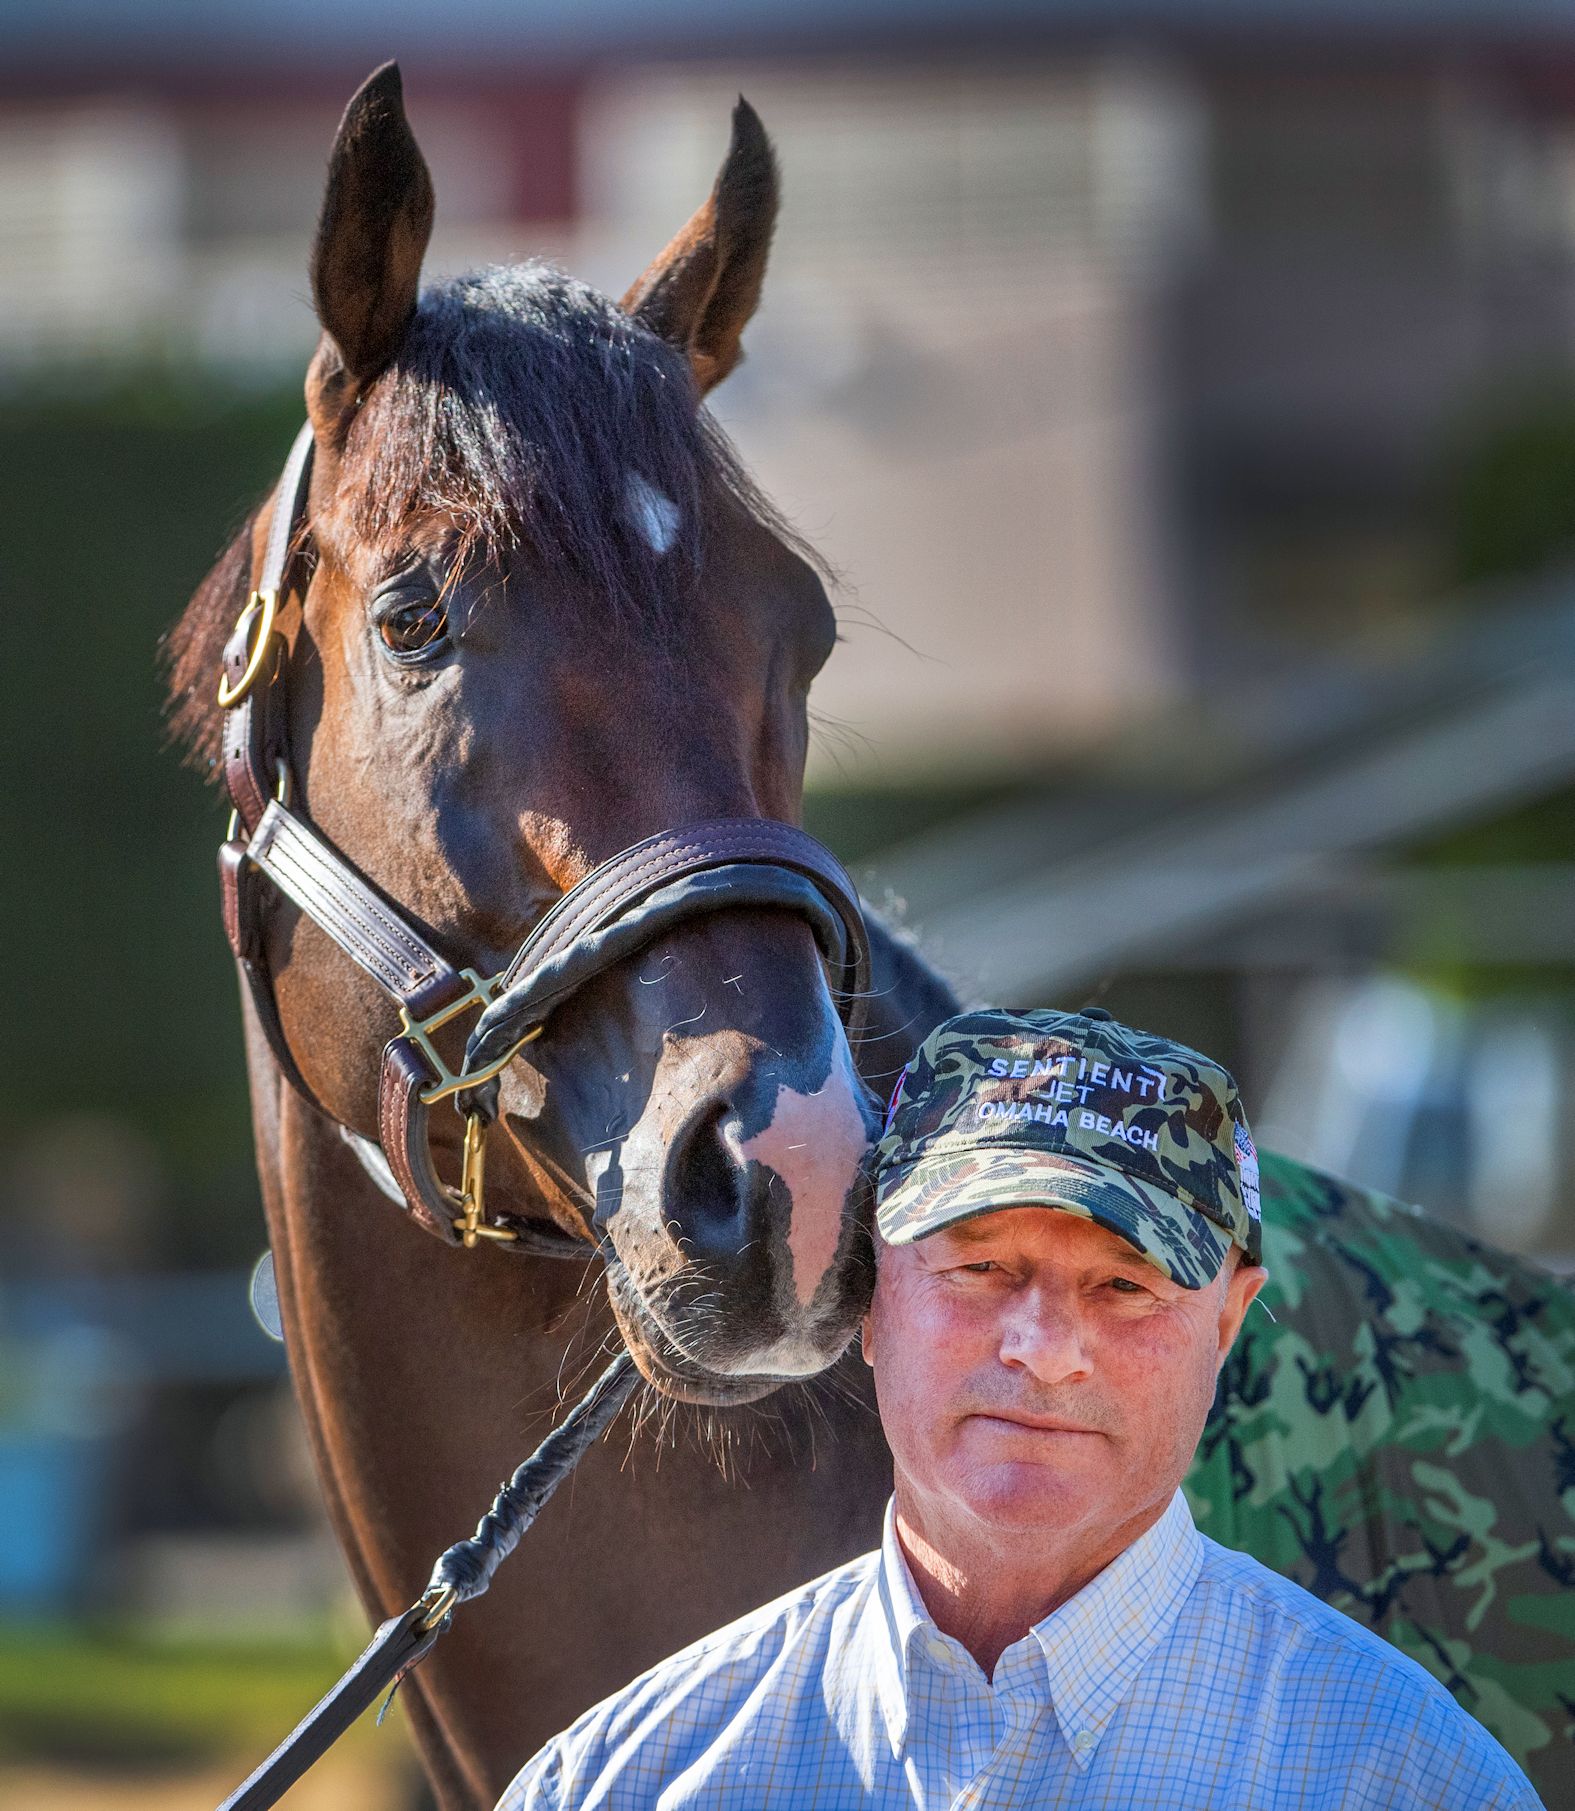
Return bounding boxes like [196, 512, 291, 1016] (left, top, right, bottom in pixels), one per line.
[3, 2, 1574, 1804]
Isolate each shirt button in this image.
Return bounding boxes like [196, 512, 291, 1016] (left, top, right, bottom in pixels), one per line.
[1074, 1731, 1095, 1754]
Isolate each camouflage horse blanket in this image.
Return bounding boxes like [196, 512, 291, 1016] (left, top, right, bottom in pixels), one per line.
[1186, 1152, 1574, 1802]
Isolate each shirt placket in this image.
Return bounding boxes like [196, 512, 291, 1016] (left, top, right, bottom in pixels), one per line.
[904, 1634, 1001, 1808]
[949, 1649, 1050, 1811]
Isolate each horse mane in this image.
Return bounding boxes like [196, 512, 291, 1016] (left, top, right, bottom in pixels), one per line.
[165, 502, 262, 774]
[165, 261, 814, 778]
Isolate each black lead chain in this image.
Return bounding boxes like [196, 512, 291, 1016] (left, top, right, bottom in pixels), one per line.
[217, 1351, 639, 1811]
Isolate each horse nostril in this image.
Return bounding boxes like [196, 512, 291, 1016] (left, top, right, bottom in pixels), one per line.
[666, 1102, 750, 1263]
[657, 1098, 782, 1361]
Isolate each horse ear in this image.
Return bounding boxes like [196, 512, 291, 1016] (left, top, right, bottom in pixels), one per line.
[308, 62, 433, 406]
[621, 98, 778, 395]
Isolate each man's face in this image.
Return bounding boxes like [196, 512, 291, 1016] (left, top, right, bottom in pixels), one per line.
[862, 1207, 1266, 1554]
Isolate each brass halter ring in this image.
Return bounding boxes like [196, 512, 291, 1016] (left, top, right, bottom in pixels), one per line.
[216, 588, 280, 708]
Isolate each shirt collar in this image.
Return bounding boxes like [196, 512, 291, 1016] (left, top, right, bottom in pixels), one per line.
[1030, 1488, 1203, 1765]
[871, 1497, 927, 1755]
[868, 1489, 1203, 1768]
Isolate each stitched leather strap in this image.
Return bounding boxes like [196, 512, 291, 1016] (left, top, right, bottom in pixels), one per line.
[219, 837, 331, 1114]
[248, 800, 459, 1006]
[222, 422, 313, 836]
[238, 802, 582, 1249]
[224, 790, 494, 1244]
[234, 802, 516, 1246]
[377, 1038, 465, 1244]
[228, 810, 873, 1252]
[500, 819, 866, 1004]
[467, 836, 869, 1080]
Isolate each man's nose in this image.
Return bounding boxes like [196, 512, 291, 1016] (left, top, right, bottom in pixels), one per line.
[998, 1286, 1094, 1384]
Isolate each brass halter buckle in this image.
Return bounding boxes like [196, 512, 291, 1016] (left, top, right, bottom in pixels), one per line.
[216, 588, 280, 708]
[397, 969, 544, 1107]
[451, 1110, 517, 1248]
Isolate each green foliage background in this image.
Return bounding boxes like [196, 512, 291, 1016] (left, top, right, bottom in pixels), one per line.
[0, 380, 306, 1261]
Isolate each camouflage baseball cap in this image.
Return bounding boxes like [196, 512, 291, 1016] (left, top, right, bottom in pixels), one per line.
[873, 1007, 1262, 1288]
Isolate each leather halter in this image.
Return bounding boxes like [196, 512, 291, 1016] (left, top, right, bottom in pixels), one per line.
[217, 423, 871, 1256]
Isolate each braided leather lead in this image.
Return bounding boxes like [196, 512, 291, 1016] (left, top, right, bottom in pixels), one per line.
[216, 1351, 638, 1811]
[424, 1353, 639, 1608]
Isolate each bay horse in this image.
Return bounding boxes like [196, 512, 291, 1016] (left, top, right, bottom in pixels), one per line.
[168, 65, 1573, 1808]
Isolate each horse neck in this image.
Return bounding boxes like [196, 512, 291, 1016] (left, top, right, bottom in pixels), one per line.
[855, 912, 961, 1095]
[245, 1006, 605, 1803]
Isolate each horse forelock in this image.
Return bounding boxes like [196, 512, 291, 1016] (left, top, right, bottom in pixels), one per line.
[345, 264, 716, 622]
[166, 261, 820, 778]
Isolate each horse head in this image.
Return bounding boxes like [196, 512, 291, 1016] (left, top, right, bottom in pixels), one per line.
[170, 65, 880, 1405]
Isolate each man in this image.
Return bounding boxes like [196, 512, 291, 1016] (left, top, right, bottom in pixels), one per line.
[499, 1007, 1542, 1809]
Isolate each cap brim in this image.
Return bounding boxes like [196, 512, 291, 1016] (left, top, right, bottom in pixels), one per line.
[875, 1149, 1232, 1290]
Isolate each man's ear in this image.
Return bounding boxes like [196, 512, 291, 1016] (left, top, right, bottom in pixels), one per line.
[307, 62, 434, 437]
[620, 98, 778, 396]
[1216, 1260, 1268, 1370]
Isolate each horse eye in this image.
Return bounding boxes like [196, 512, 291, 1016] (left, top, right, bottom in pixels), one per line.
[378, 598, 449, 658]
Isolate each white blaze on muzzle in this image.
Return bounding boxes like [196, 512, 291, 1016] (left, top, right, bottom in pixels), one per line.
[739, 1037, 870, 1311]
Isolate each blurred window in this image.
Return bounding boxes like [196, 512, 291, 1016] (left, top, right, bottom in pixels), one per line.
[182, 112, 335, 245]
[182, 104, 521, 247]
[1209, 73, 1451, 254]
[588, 59, 1204, 295]
[0, 107, 180, 359]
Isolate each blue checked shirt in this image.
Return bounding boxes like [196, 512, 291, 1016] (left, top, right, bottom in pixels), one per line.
[498, 1490, 1542, 1810]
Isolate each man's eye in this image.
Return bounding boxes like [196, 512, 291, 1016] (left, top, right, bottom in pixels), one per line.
[1108, 1276, 1147, 1295]
[960, 1260, 1001, 1275]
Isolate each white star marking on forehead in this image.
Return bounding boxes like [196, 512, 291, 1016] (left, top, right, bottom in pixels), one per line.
[625, 472, 681, 556]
